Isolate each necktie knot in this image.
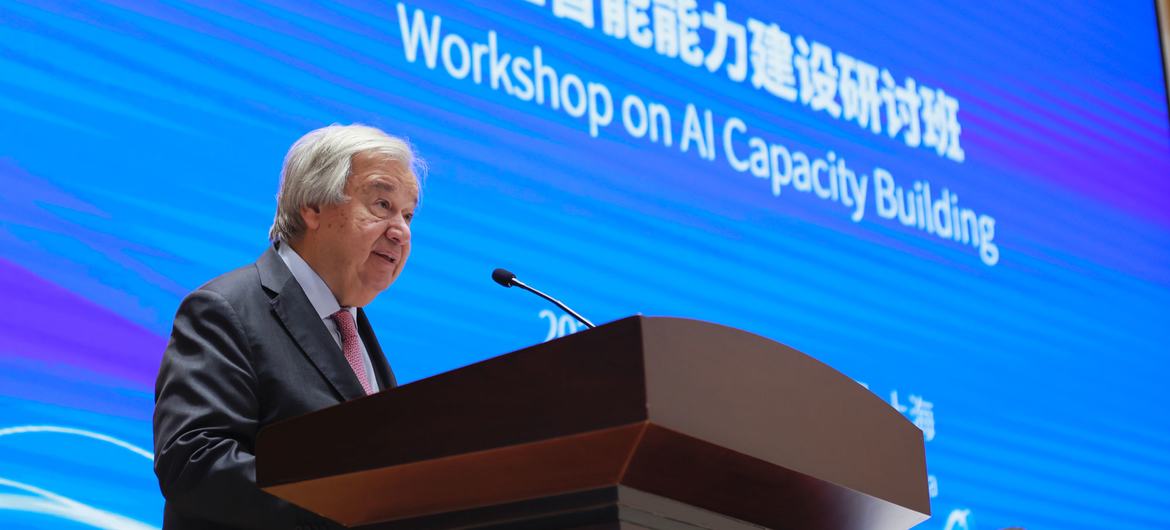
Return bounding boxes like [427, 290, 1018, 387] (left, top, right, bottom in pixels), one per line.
[331, 308, 358, 338]
[331, 309, 373, 395]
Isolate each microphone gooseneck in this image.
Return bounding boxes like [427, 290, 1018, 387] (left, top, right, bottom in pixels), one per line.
[490, 268, 595, 329]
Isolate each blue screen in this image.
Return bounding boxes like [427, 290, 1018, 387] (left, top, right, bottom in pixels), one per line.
[2, 1, 1169, 529]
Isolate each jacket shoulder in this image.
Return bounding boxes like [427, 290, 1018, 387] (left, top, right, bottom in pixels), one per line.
[196, 263, 263, 298]
[188, 249, 287, 307]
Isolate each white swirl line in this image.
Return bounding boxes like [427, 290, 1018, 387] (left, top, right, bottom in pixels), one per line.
[0, 425, 153, 460]
[0, 477, 158, 530]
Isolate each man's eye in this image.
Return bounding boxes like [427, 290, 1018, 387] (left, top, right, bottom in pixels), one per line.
[404, 213, 414, 224]
[375, 200, 390, 209]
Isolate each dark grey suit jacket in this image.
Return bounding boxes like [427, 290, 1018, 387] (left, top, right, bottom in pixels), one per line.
[153, 246, 396, 530]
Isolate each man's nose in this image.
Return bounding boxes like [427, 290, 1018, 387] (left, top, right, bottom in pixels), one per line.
[386, 216, 411, 245]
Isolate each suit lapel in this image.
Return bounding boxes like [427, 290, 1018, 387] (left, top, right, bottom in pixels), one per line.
[257, 247, 368, 402]
[357, 308, 397, 390]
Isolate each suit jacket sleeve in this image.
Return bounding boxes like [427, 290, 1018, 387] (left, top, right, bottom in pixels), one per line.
[153, 288, 311, 528]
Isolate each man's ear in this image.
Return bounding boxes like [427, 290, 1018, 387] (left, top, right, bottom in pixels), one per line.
[300, 204, 322, 231]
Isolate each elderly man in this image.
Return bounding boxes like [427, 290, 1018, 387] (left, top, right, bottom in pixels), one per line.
[153, 124, 421, 529]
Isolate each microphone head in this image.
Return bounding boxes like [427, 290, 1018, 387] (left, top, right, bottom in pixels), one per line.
[491, 268, 517, 288]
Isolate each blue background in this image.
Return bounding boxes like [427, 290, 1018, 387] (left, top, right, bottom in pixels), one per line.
[1, 1, 1169, 529]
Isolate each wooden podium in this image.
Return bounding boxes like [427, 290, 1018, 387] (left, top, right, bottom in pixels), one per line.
[257, 316, 930, 529]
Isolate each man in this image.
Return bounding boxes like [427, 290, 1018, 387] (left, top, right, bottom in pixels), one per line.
[153, 124, 422, 529]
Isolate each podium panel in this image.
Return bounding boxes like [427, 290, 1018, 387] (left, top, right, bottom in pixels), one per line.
[257, 316, 930, 529]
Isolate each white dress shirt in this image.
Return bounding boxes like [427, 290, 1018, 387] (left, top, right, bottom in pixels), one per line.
[276, 241, 379, 392]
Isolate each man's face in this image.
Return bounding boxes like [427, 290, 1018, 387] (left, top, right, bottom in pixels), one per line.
[302, 152, 418, 307]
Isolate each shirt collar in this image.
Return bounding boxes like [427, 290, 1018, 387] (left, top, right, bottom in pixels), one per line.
[275, 241, 357, 320]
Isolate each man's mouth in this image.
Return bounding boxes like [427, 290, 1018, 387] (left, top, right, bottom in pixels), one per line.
[372, 250, 398, 264]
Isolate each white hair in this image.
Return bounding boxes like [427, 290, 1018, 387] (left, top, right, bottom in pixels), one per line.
[269, 124, 424, 243]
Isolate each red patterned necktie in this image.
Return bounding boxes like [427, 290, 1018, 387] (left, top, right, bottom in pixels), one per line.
[330, 309, 373, 395]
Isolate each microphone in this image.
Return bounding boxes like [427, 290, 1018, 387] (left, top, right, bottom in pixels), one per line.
[491, 268, 595, 329]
